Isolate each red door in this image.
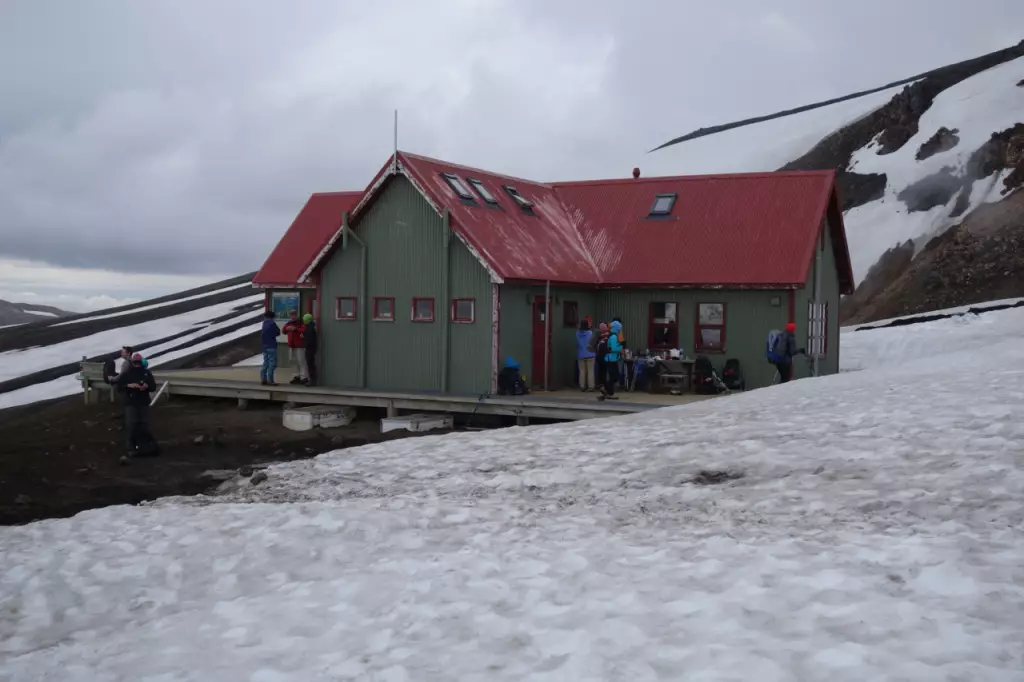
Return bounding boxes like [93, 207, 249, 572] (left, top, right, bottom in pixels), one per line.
[531, 296, 550, 388]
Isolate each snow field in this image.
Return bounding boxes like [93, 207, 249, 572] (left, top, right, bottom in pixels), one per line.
[2, 307, 1024, 680]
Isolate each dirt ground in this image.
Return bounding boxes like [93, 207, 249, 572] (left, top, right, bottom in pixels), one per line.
[0, 395, 433, 526]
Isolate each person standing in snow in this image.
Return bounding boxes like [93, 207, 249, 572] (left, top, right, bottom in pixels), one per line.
[575, 319, 595, 391]
[302, 313, 318, 386]
[260, 310, 281, 386]
[281, 310, 308, 384]
[774, 322, 805, 383]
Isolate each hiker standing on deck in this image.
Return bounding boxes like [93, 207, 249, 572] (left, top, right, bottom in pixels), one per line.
[302, 313, 318, 386]
[282, 310, 308, 384]
[260, 310, 280, 386]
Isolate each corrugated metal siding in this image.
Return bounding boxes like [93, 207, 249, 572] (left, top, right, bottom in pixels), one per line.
[597, 289, 792, 390]
[819, 219, 841, 377]
[449, 237, 494, 394]
[496, 284, 597, 390]
[319, 248, 362, 387]
[319, 176, 492, 392]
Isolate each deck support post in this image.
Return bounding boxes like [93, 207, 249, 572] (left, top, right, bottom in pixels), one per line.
[516, 415, 529, 427]
[386, 401, 398, 418]
[238, 398, 249, 410]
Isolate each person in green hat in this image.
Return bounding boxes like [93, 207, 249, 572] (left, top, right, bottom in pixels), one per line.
[301, 313, 318, 386]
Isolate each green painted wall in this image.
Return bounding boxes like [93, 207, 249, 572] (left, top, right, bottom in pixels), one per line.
[793, 218, 841, 379]
[497, 285, 598, 389]
[596, 289, 793, 389]
[318, 176, 493, 393]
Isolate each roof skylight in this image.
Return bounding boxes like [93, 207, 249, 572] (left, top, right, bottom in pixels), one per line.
[649, 193, 677, 216]
[467, 178, 498, 204]
[503, 185, 534, 211]
[442, 173, 474, 201]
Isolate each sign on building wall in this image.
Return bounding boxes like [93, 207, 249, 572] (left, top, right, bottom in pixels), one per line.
[807, 302, 829, 358]
[270, 292, 300, 320]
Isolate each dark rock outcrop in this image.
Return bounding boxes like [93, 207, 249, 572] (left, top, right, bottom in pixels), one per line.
[916, 127, 960, 161]
[896, 167, 961, 212]
[837, 171, 887, 210]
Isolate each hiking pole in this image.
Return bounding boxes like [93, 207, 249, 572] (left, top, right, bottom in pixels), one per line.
[150, 381, 170, 407]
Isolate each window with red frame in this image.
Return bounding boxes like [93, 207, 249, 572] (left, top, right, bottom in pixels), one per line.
[451, 298, 475, 323]
[335, 297, 356, 321]
[372, 297, 395, 321]
[695, 302, 726, 352]
[411, 298, 435, 322]
[563, 301, 579, 327]
[649, 302, 678, 349]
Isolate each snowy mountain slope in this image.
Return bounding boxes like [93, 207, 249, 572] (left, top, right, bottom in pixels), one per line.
[0, 299, 73, 326]
[2, 307, 1023, 680]
[843, 56, 1024, 285]
[650, 41, 1024, 323]
[0, 274, 263, 410]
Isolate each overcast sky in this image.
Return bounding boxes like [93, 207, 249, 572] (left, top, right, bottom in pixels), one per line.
[1, 0, 1020, 310]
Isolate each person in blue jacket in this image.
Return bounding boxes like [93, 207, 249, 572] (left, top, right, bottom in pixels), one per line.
[575, 319, 596, 391]
[260, 310, 281, 385]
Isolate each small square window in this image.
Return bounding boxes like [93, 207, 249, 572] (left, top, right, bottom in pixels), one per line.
[649, 193, 677, 216]
[467, 178, 498, 204]
[372, 297, 395, 321]
[442, 173, 474, 201]
[412, 297, 435, 322]
[502, 185, 534, 212]
[452, 298, 475, 323]
[563, 301, 579, 327]
[335, 297, 357, 320]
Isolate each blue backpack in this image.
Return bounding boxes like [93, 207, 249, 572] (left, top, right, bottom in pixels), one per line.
[766, 329, 785, 363]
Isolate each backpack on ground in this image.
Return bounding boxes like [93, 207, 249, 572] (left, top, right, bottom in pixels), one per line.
[694, 356, 720, 395]
[766, 329, 785, 363]
[497, 366, 529, 396]
[722, 358, 745, 391]
[102, 358, 116, 384]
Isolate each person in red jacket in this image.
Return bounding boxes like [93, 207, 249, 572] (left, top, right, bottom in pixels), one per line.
[281, 310, 309, 384]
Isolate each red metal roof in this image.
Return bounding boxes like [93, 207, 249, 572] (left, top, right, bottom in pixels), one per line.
[300, 152, 855, 294]
[253, 191, 361, 287]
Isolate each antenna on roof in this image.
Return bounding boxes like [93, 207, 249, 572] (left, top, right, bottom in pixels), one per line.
[392, 109, 398, 173]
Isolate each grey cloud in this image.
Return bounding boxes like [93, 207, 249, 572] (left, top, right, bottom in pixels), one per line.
[1, 0, 1022, 279]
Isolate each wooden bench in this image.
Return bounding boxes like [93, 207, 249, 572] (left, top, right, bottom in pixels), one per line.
[79, 358, 117, 405]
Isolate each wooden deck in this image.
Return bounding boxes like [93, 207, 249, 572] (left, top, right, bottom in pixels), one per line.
[150, 366, 710, 421]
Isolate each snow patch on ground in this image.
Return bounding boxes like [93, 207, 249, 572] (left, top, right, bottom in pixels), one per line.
[840, 305, 1024, 372]
[845, 57, 1024, 283]
[3, 306, 1024, 680]
[234, 353, 264, 367]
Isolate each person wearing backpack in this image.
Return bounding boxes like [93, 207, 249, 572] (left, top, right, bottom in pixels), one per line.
[767, 322, 805, 383]
[575, 319, 595, 391]
[598, 323, 623, 400]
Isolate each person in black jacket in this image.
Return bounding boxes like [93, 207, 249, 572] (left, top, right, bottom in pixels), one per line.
[301, 313, 318, 386]
[116, 353, 158, 457]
